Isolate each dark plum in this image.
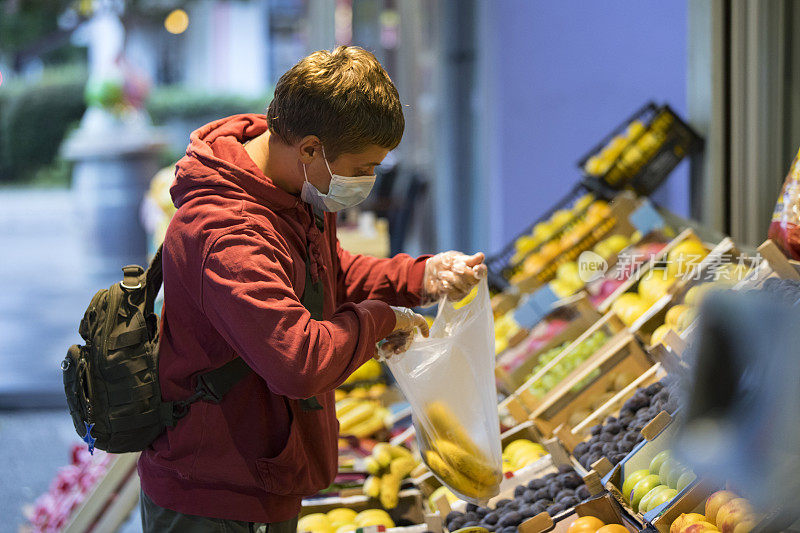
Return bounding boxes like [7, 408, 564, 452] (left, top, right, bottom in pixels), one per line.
[527, 478, 546, 490]
[498, 511, 522, 527]
[546, 503, 567, 516]
[483, 512, 499, 525]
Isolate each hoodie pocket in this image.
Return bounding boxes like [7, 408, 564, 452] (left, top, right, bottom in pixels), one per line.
[255, 402, 335, 496]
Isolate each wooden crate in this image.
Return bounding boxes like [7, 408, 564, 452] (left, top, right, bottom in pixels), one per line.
[636, 238, 753, 346]
[599, 229, 723, 336]
[517, 493, 644, 533]
[562, 363, 667, 449]
[733, 238, 800, 289]
[528, 331, 652, 439]
[598, 228, 704, 313]
[511, 311, 626, 415]
[513, 193, 640, 294]
[655, 239, 800, 352]
[496, 296, 601, 394]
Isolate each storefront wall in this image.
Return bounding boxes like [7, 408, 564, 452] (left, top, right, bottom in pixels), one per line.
[482, 0, 690, 251]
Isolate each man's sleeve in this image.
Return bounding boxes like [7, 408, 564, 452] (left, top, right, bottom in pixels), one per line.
[201, 228, 396, 400]
[335, 240, 431, 307]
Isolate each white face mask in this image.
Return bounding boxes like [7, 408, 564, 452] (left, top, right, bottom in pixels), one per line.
[301, 147, 377, 212]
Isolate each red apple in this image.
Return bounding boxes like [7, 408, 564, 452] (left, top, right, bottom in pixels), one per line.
[716, 498, 754, 533]
[705, 490, 738, 524]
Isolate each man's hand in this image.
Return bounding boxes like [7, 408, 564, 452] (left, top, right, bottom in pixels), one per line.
[423, 251, 488, 303]
[377, 306, 430, 357]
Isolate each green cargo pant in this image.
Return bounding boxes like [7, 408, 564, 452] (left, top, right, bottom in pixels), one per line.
[140, 489, 298, 533]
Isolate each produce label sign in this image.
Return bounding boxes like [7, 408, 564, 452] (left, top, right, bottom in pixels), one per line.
[513, 285, 559, 328]
[629, 200, 665, 236]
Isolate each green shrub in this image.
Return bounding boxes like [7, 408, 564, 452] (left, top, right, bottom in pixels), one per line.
[145, 85, 272, 124]
[0, 65, 87, 183]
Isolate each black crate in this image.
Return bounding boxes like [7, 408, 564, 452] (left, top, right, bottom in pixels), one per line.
[486, 182, 592, 292]
[577, 102, 703, 196]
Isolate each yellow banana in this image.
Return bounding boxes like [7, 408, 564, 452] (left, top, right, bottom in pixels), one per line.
[433, 439, 501, 487]
[389, 456, 417, 479]
[372, 443, 393, 468]
[424, 450, 495, 499]
[365, 456, 382, 476]
[424, 401, 481, 455]
[363, 475, 380, 498]
[387, 444, 412, 460]
[346, 411, 387, 438]
[338, 402, 376, 432]
[335, 398, 361, 418]
[379, 473, 401, 509]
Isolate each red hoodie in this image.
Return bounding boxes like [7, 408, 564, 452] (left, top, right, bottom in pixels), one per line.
[137, 114, 428, 521]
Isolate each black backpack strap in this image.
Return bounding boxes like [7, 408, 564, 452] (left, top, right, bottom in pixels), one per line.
[144, 245, 163, 316]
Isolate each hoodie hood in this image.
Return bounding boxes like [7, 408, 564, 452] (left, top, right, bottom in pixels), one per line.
[171, 113, 300, 212]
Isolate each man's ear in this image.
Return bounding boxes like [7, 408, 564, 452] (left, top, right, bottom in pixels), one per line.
[297, 135, 321, 164]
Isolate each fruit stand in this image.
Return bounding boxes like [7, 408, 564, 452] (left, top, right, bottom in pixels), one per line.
[289, 104, 796, 533]
[27, 103, 799, 533]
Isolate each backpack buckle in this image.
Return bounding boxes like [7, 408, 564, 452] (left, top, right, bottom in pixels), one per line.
[194, 375, 223, 404]
[121, 265, 144, 290]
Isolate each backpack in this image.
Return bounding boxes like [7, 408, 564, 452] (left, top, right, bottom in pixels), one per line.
[63, 243, 324, 454]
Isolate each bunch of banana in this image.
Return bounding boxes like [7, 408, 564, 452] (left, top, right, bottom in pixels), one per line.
[337, 398, 391, 439]
[421, 401, 502, 499]
[501, 439, 547, 473]
[362, 443, 418, 509]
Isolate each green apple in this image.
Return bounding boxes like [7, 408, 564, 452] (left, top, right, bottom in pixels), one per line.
[638, 485, 670, 514]
[644, 487, 678, 513]
[622, 469, 651, 501]
[668, 464, 692, 489]
[676, 470, 697, 492]
[631, 474, 661, 511]
[658, 458, 679, 486]
[649, 450, 672, 474]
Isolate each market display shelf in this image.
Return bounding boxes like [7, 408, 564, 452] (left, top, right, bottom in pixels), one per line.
[577, 101, 703, 197]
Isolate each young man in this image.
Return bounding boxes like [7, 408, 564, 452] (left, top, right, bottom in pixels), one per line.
[138, 46, 487, 532]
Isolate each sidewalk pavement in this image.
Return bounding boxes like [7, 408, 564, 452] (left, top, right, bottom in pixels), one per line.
[0, 188, 96, 407]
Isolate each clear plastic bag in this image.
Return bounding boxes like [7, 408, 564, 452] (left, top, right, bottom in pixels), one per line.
[382, 279, 503, 504]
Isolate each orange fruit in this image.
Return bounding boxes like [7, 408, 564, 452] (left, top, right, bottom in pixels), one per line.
[568, 516, 606, 533]
[596, 526, 629, 533]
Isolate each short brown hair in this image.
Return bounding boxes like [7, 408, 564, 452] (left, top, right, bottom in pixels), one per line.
[266, 46, 404, 159]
